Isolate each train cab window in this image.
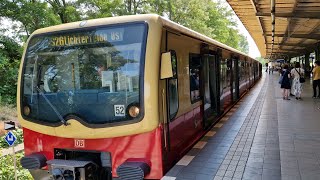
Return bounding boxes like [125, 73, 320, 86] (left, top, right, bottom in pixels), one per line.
[169, 50, 178, 120]
[189, 54, 201, 103]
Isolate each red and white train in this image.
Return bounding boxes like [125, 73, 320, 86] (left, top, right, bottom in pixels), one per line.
[17, 14, 261, 180]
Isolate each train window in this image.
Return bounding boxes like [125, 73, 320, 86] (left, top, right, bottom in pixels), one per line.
[189, 54, 201, 103]
[220, 59, 227, 92]
[171, 50, 177, 78]
[226, 58, 232, 89]
[169, 50, 178, 120]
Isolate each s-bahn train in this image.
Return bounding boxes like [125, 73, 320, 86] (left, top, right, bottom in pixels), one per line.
[18, 14, 261, 180]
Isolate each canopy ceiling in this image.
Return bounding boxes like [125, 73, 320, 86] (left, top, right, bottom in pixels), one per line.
[226, 0, 320, 60]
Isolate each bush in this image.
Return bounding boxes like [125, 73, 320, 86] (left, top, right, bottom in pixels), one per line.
[0, 55, 20, 105]
[0, 128, 24, 148]
[0, 152, 33, 180]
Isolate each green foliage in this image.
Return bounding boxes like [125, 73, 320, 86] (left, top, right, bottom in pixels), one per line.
[76, 0, 122, 18]
[0, 36, 21, 105]
[238, 34, 249, 54]
[169, 0, 212, 36]
[0, 152, 32, 180]
[256, 57, 267, 64]
[0, 56, 20, 105]
[0, 0, 60, 38]
[46, 0, 81, 23]
[0, 129, 23, 148]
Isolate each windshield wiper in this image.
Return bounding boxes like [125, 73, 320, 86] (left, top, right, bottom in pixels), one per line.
[36, 87, 68, 126]
[35, 65, 68, 126]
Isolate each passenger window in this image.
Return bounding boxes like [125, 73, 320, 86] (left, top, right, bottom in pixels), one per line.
[169, 50, 178, 120]
[220, 59, 227, 92]
[189, 54, 201, 103]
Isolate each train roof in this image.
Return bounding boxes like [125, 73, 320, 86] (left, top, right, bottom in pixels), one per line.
[158, 16, 254, 60]
[31, 14, 256, 61]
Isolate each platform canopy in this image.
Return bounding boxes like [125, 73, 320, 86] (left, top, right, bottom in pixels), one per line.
[226, 0, 320, 60]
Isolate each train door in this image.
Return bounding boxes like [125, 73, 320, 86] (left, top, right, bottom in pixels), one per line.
[202, 54, 220, 128]
[232, 57, 239, 101]
[227, 59, 233, 102]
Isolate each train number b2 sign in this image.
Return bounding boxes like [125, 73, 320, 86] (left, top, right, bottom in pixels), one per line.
[74, 139, 85, 148]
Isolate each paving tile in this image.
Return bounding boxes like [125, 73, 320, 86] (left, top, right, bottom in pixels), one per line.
[242, 173, 262, 180]
[187, 148, 201, 156]
[281, 168, 300, 177]
[263, 159, 280, 166]
[194, 141, 207, 149]
[176, 155, 195, 166]
[247, 157, 264, 163]
[262, 168, 281, 176]
[213, 176, 224, 180]
[246, 162, 263, 169]
[176, 171, 196, 180]
[229, 160, 238, 166]
[222, 177, 232, 180]
[165, 165, 185, 177]
[205, 162, 221, 169]
[214, 123, 223, 128]
[281, 175, 301, 180]
[236, 165, 245, 172]
[199, 167, 218, 176]
[161, 176, 177, 180]
[224, 170, 234, 178]
[222, 159, 231, 165]
[206, 131, 217, 137]
[233, 171, 243, 179]
[244, 167, 263, 175]
[216, 169, 227, 176]
[225, 155, 233, 160]
[300, 173, 320, 180]
[195, 174, 215, 180]
[262, 175, 281, 180]
[219, 164, 229, 170]
[263, 162, 281, 170]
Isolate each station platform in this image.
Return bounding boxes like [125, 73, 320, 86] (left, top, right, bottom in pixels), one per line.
[163, 72, 320, 180]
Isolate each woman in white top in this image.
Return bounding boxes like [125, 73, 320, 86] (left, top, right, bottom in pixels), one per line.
[290, 62, 305, 100]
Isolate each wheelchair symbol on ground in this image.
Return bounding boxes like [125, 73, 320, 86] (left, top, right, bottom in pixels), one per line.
[4, 131, 17, 146]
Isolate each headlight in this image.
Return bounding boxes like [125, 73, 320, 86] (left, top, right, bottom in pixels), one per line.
[128, 105, 140, 118]
[23, 105, 31, 116]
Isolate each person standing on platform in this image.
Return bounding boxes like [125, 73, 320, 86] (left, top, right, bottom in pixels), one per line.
[312, 61, 320, 98]
[281, 64, 292, 100]
[268, 66, 271, 74]
[290, 62, 304, 100]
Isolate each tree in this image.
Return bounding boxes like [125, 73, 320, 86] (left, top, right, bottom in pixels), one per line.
[205, 0, 249, 54]
[165, 0, 212, 37]
[0, 36, 22, 62]
[0, 0, 59, 39]
[46, 0, 81, 23]
[0, 36, 21, 104]
[238, 34, 249, 54]
[76, 0, 122, 19]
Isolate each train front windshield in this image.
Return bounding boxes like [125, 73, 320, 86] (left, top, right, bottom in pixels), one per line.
[21, 23, 147, 125]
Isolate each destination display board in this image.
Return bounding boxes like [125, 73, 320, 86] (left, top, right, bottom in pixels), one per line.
[50, 28, 124, 47]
